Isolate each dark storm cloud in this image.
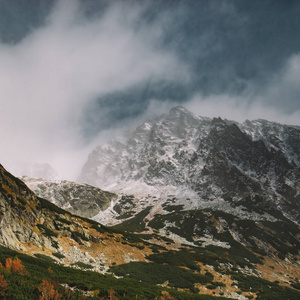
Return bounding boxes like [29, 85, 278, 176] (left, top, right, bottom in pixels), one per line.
[83, 0, 300, 133]
[165, 0, 300, 93]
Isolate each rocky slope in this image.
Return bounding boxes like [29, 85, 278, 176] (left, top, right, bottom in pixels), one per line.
[0, 164, 153, 274]
[21, 177, 117, 219]
[1, 165, 300, 298]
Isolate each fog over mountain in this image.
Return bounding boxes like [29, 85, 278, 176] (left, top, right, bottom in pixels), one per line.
[1, 0, 300, 179]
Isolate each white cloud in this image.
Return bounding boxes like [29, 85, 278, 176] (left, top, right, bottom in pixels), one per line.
[0, 0, 189, 179]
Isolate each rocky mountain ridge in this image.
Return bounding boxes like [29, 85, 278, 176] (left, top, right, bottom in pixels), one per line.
[78, 106, 300, 225]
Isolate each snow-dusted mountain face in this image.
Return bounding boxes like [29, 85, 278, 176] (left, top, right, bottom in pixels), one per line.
[22, 177, 117, 219]
[78, 106, 300, 224]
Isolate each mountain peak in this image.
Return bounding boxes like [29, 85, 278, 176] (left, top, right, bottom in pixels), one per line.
[79, 106, 300, 223]
[169, 106, 191, 115]
[168, 106, 197, 121]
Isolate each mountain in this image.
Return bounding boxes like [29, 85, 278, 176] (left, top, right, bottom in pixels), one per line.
[2, 106, 300, 298]
[78, 106, 300, 223]
[21, 177, 117, 219]
[1, 165, 300, 298]
[76, 107, 300, 294]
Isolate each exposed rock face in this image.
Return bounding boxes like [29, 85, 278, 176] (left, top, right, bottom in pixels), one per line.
[0, 164, 152, 273]
[78, 106, 210, 188]
[0, 164, 38, 250]
[76, 107, 300, 263]
[22, 177, 117, 219]
[78, 106, 300, 223]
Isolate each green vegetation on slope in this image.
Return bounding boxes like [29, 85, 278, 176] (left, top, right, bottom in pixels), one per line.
[0, 245, 226, 299]
[110, 261, 213, 291]
[231, 273, 300, 300]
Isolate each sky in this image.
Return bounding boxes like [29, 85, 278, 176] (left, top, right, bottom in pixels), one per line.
[0, 0, 300, 180]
